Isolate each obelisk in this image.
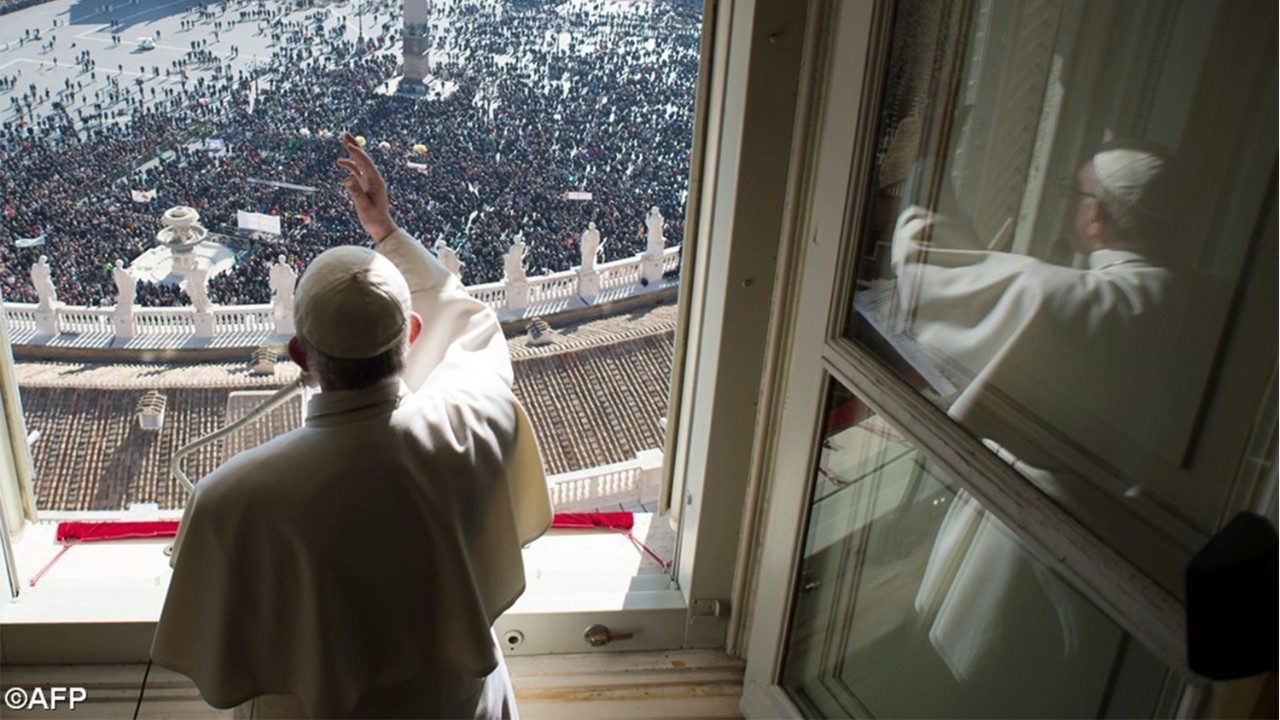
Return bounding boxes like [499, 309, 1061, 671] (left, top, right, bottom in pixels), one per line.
[401, 0, 431, 96]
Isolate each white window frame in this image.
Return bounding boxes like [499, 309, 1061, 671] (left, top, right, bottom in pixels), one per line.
[733, 1, 1277, 716]
[0, 355, 25, 603]
[665, 0, 815, 650]
[0, 0, 801, 666]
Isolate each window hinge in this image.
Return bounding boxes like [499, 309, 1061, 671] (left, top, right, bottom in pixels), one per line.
[691, 597, 728, 617]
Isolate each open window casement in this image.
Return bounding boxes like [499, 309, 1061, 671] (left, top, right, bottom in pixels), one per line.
[0, 300, 38, 537]
[738, 0, 1277, 717]
[0, 299, 38, 600]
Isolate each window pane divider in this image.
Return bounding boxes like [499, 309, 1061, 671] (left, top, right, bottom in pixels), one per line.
[821, 335, 1196, 679]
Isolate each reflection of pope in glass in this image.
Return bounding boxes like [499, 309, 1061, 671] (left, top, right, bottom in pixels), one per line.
[895, 140, 1191, 690]
[891, 139, 1190, 502]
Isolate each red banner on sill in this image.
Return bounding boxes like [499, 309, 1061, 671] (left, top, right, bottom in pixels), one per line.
[549, 512, 635, 530]
[55, 520, 180, 542]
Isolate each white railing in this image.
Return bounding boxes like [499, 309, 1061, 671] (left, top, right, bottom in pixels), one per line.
[2, 242, 681, 349]
[527, 268, 580, 304]
[597, 255, 643, 290]
[132, 306, 196, 334]
[549, 459, 642, 509]
[3, 306, 37, 332]
[57, 307, 114, 335]
[211, 304, 275, 335]
[661, 245, 680, 274]
[468, 281, 507, 310]
[546, 448, 664, 512]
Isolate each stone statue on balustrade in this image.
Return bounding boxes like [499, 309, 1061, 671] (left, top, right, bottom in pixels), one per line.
[576, 222, 604, 302]
[579, 222, 603, 273]
[187, 265, 215, 339]
[642, 206, 666, 286]
[433, 239, 464, 277]
[186, 266, 212, 314]
[503, 239, 530, 311]
[645, 206, 665, 258]
[268, 255, 297, 336]
[113, 259, 136, 311]
[31, 255, 58, 309]
[503, 240, 528, 284]
[31, 255, 60, 335]
[112, 258, 137, 340]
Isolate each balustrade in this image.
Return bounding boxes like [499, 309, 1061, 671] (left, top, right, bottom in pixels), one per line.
[527, 270, 579, 304]
[545, 449, 663, 512]
[4, 207, 682, 348]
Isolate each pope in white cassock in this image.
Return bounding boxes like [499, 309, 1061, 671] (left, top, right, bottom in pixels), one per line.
[892, 140, 1183, 696]
[151, 133, 554, 719]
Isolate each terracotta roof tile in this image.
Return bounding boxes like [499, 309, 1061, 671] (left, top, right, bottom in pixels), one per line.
[18, 303, 677, 511]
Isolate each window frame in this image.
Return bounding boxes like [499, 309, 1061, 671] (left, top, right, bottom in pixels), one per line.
[734, 0, 1275, 715]
[666, 0, 815, 649]
[0, 298, 31, 601]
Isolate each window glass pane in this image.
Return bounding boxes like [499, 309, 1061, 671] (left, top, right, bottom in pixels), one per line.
[781, 379, 1175, 719]
[847, 0, 1277, 589]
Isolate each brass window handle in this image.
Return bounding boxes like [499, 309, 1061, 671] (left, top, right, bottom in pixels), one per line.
[583, 624, 634, 647]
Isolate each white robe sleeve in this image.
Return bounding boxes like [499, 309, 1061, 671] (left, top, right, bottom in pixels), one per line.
[374, 226, 513, 394]
[375, 226, 553, 547]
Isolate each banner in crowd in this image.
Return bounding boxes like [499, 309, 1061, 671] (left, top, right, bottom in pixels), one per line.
[131, 189, 158, 203]
[204, 138, 226, 151]
[563, 191, 593, 201]
[406, 161, 429, 175]
[15, 233, 46, 248]
[237, 211, 282, 235]
[247, 178, 318, 193]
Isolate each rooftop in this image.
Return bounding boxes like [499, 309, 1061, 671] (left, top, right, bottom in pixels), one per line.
[15, 300, 678, 511]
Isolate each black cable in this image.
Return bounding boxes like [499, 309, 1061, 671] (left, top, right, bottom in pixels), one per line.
[133, 658, 153, 720]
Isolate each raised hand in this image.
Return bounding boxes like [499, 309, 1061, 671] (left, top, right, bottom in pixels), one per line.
[337, 132, 397, 242]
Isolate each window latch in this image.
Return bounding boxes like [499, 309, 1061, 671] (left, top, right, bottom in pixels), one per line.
[583, 623, 634, 647]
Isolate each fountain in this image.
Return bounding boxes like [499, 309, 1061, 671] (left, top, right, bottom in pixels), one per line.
[155, 206, 210, 275]
[127, 205, 235, 286]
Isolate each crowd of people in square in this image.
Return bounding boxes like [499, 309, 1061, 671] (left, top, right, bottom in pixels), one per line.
[0, 0, 55, 17]
[1, 0, 699, 307]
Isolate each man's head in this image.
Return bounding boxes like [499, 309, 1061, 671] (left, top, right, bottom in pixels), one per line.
[287, 246, 422, 391]
[1070, 140, 1175, 255]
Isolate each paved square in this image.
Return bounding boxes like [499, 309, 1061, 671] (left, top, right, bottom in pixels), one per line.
[1, 0, 400, 127]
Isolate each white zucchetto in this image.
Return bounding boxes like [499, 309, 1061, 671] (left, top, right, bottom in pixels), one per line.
[293, 246, 412, 358]
[1091, 146, 1169, 230]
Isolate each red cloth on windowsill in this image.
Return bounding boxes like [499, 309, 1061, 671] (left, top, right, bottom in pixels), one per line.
[56, 520, 181, 542]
